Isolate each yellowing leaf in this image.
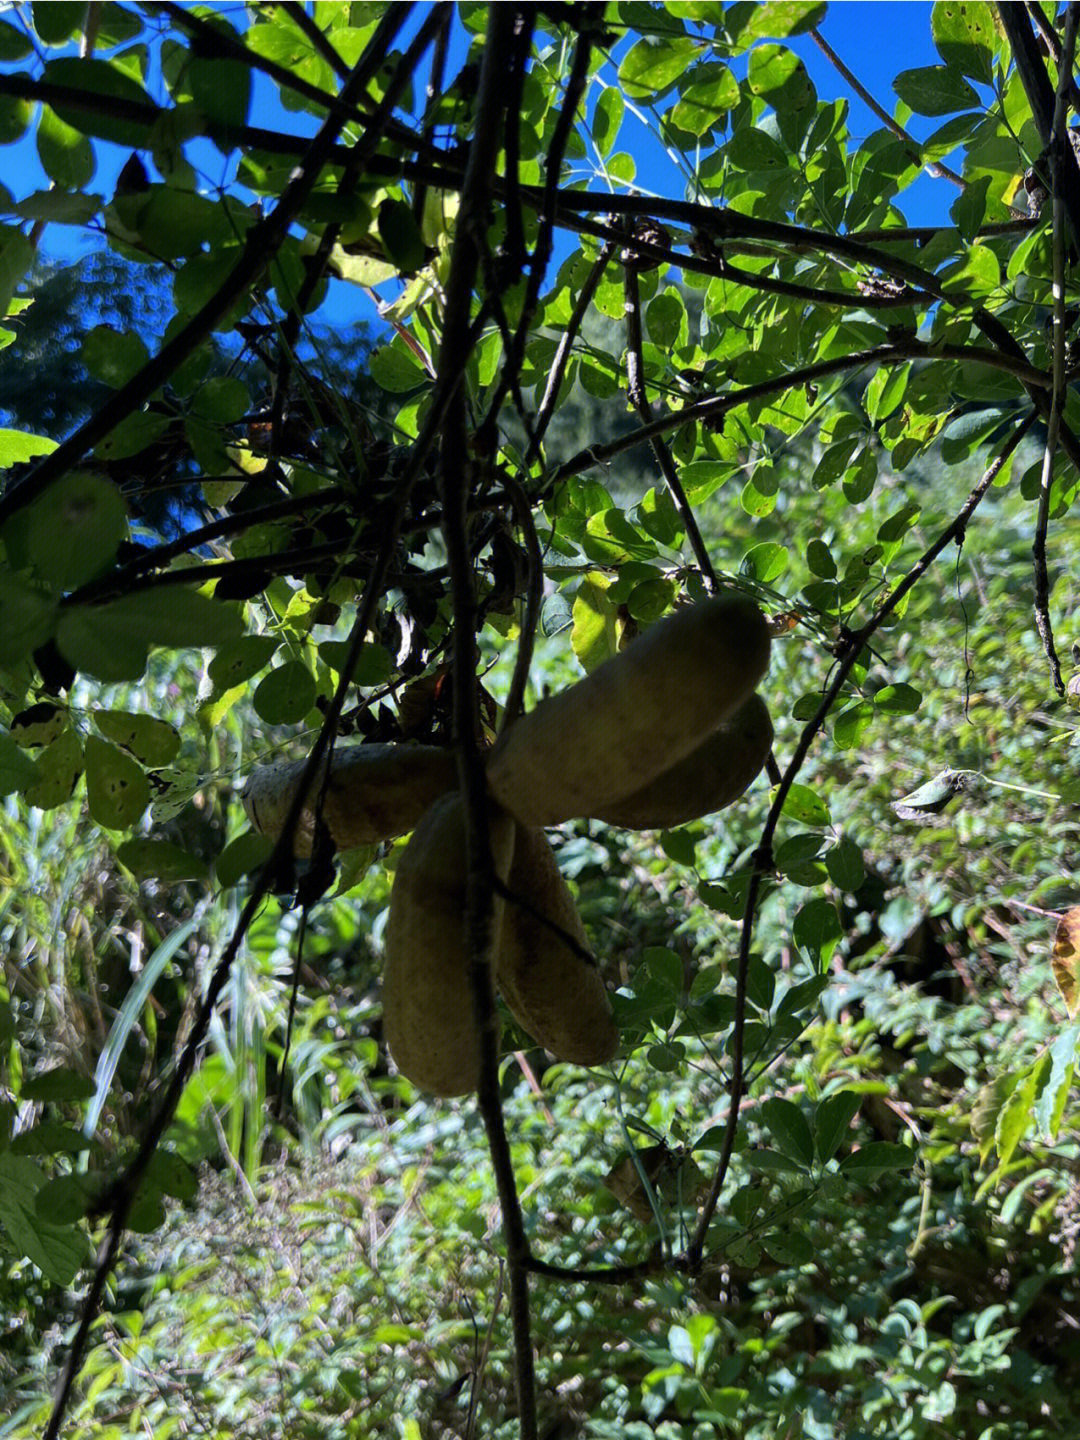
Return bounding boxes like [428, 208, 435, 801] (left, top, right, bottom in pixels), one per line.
[1052, 908, 1080, 1018]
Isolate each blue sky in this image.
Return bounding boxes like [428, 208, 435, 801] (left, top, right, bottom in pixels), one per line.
[11, 3, 950, 335]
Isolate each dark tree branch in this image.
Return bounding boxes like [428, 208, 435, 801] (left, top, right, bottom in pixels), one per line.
[1031, 2, 1077, 695]
[432, 9, 539, 1439]
[623, 262, 718, 590]
[998, 1, 1080, 258]
[530, 239, 616, 461]
[497, 472, 544, 732]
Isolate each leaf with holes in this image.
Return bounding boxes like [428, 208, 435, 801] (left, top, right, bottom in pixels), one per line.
[85, 735, 150, 830]
[1052, 908, 1080, 1019]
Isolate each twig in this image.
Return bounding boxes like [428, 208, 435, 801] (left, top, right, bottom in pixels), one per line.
[432, 9, 539, 1439]
[530, 239, 616, 460]
[1032, 2, 1077, 695]
[810, 28, 967, 191]
[683, 412, 1036, 1269]
[623, 262, 717, 590]
[498, 472, 544, 732]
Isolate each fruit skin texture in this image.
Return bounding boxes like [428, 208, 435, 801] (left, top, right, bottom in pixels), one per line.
[242, 743, 457, 856]
[383, 793, 516, 1097]
[486, 593, 771, 827]
[496, 825, 618, 1066]
[591, 693, 773, 829]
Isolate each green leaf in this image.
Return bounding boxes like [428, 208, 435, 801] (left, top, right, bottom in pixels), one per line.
[593, 86, 624, 156]
[839, 1141, 914, 1180]
[116, 838, 209, 883]
[57, 588, 243, 683]
[932, 0, 997, 83]
[93, 408, 171, 461]
[814, 1090, 862, 1162]
[781, 783, 830, 828]
[0, 225, 35, 316]
[85, 735, 151, 830]
[582, 508, 657, 566]
[253, 661, 317, 726]
[0, 573, 58, 666]
[82, 326, 151, 387]
[0, 734, 37, 794]
[44, 58, 154, 145]
[10, 1122, 90, 1156]
[208, 634, 280, 690]
[833, 701, 875, 750]
[187, 56, 252, 128]
[369, 340, 426, 393]
[669, 62, 739, 135]
[32, 1, 83, 44]
[0, 19, 33, 59]
[571, 573, 619, 672]
[0, 1154, 90, 1284]
[825, 836, 865, 892]
[21, 1066, 95, 1102]
[378, 198, 426, 274]
[25, 472, 127, 590]
[893, 64, 979, 118]
[215, 830, 274, 887]
[93, 710, 180, 767]
[619, 35, 702, 100]
[741, 541, 788, 583]
[191, 375, 250, 423]
[36, 103, 95, 189]
[793, 897, 842, 962]
[738, 2, 825, 42]
[873, 683, 921, 715]
[23, 729, 83, 810]
[805, 538, 836, 578]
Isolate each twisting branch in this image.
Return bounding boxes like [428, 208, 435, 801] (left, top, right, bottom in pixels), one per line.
[683, 412, 1036, 1270]
[1032, 2, 1077, 695]
[432, 9, 539, 1439]
[622, 261, 718, 590]
[0, 4, 413, 526]
[530, 239, 617, 461]
[810, 27, 967, 192]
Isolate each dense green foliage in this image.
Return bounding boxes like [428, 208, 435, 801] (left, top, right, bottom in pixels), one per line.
[1, 3, 1080, 1437]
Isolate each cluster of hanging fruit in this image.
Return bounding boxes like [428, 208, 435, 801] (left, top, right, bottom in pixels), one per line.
[243, 592, 772, 1096]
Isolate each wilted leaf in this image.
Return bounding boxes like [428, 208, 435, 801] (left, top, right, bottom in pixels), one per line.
[1052, 908, 1080, 1019]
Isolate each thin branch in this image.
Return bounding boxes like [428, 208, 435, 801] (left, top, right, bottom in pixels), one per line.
[810, 27, 966, 191]
[683, 412, 1036, 1270]
[530, 239, 616, 460]
[623, 262, 717, 590]
[1032, 2, 1077, 695]
[498, 472, 544, 732]
[432, 9, 539, 1439]
[1027, 0, 1080, 110]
